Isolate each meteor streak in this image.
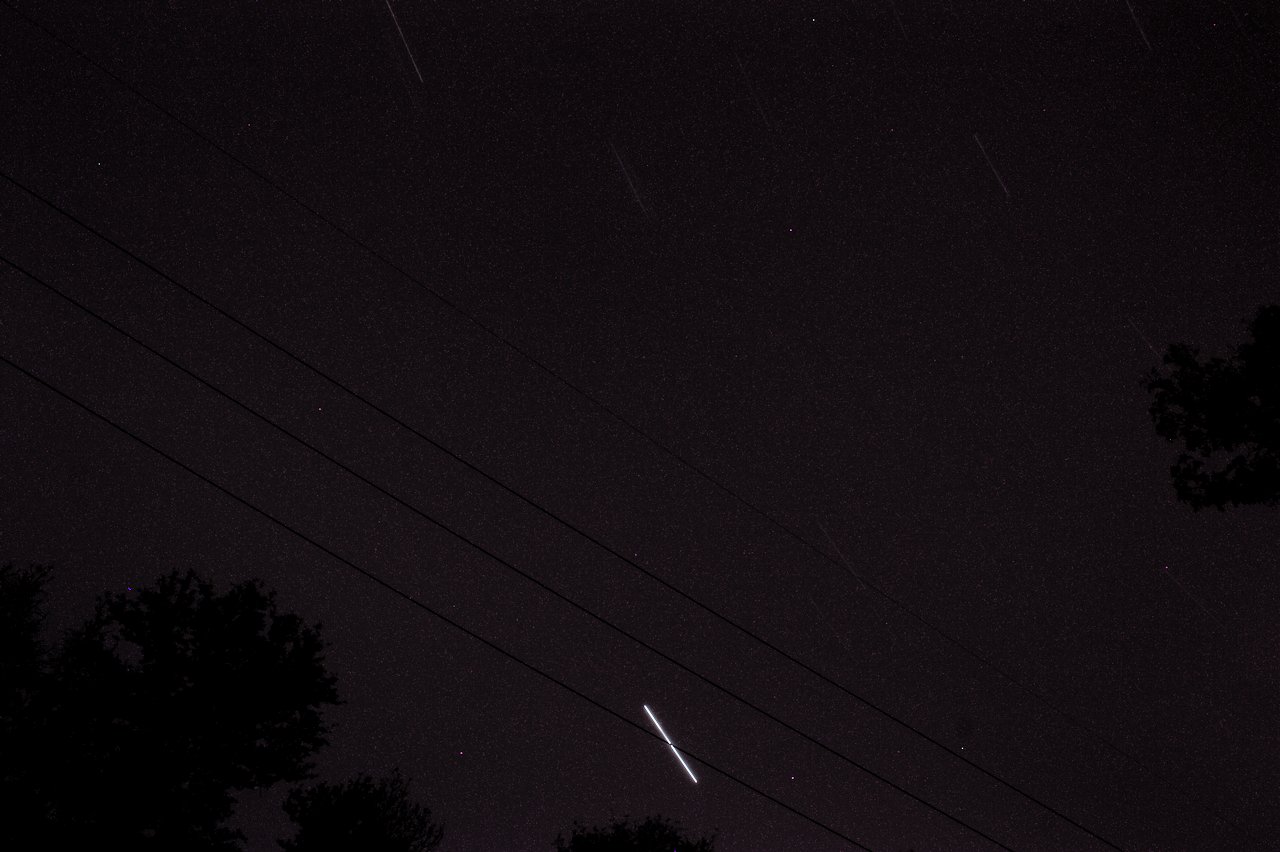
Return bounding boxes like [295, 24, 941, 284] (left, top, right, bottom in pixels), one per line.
[973, 133, 1010, 198]
[1125, 315, 1161, 358]
[608, 141, 650, 218]
[643, 704, 698, 783]
[385, 0, 424, 83]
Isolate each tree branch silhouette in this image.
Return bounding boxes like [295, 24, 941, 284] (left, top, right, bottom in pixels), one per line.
[1144, 304, 1280, 510]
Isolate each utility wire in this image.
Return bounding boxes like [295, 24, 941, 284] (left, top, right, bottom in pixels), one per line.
[0, 5, 1264, 844]
[4, 253, 1032, 852]
[0, 349, 876, 852]
[0, 0, 1153, 777]
[0, 176, 1126, 851]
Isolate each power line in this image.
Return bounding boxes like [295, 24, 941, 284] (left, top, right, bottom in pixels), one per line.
[0, 6, 1265, 844]
[3, 252, 1039, 852]
[0, 176, 1126, 851]
[0, 0, 1154, 775]
[0, 349, 876, 852]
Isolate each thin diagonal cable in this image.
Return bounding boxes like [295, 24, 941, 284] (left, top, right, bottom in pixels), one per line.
[0, 0, 1156, 774]
[0, 350, 876, 852]
[0, 177, 1126, 851]
[4, 8, 1265, 844]
[856, 10, 1277, 847]
[4, 255, 1029, 852]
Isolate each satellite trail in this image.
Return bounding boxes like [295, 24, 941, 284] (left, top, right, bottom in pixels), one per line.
[608, 141, 650, 217]
[973, 133, 1010, 198]
[1125, 315, 1161, 358]
[385, 0, 424, 83]
[643, 704, 698, 783]
[1124, 0, 1153, 52]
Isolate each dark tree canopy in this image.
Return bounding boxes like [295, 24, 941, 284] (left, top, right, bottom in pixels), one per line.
[0, 563, 54, 841]
[555, 814, 716, 852]
[279, 769, 444, 852]
[1144, 304, 1280, 510]
[2, 568, 340, 850]
[0, 562, 49, 716]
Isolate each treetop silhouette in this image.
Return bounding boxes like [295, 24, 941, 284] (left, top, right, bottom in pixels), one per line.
[2, 567, 340, 850]
[279, 768, 444, 852]
[555, 813, 717, 851]
[1144, 304, 1280, 510]
[3, 564, 711, 850]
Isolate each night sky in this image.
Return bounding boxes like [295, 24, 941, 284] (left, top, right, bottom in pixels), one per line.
[2, 1, 1278, 849]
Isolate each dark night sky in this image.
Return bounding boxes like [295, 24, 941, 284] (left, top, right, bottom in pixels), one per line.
[2, 0, 1278, 849]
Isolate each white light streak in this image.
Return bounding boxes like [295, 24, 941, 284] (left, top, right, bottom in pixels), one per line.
[818, 519, 868, 592]
[887, 0, 909, 42]
[385, 0, 424, 84]
[1124, 0, 1153, 52]
[733, 52, 773, 134]
[1125, 316, 1161, 358]
[643, 704, 698, 783]
[973, 133, 1010, 198]
[1160, 565, 1230, 629]
[608, 141, 650, 218]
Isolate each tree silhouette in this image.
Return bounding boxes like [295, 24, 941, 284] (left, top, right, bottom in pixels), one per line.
[554, 814, 716, 852]
[2, 568, 340, 850]
[1143, 304, 1280, 510]
[0, 563, 49, 717]
[279, 768, 444, 852]
[0, 563, 54, 841]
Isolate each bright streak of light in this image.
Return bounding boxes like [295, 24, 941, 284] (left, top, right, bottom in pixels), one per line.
[643, 704, 698, 783]
[1124, 0, 1153, 52]
[385, 0, 424, 83]
[887, 0, 909, 42]
[733, 52, 773, 134]
[1160, 565, 1229, 629]
[608, 141, 650, 218]
[973, 133, 1010, 198]
[1126, 316, 1162, 358]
